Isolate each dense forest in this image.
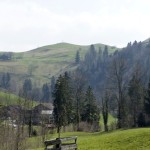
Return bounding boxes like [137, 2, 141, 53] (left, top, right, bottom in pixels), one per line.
[52, 39, 150, 132]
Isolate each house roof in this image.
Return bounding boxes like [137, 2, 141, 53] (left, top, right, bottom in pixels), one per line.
[33, 103, 53, 112]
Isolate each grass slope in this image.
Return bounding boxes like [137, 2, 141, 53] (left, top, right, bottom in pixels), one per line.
[0, 42, 118, 88]
[0, 91, 37, 106]
[28, 128, 150, 150]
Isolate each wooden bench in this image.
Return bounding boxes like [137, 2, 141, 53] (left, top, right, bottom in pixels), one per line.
[44, 136, 77, 150]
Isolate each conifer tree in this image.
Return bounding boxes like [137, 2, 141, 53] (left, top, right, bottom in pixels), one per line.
[53, 75, 67, 138]
[144, 80, 150, 115]
[75, 50, 80, 64]
[128, 73, 144, 127]
[82, 86, 99, 124]
[1, 72, 11, 89]
[53, 73, 73, 137]
[50, 76, 55, 93]
[103, 45, 108, 61]
[84, 45, 97, 71]
[97, 47, 103, 69]
[23, 79, 32, 98]
[42, 83, 50, 102]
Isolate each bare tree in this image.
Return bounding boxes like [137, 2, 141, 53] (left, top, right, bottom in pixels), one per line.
[102, 91, 109, 132]
[72, 71, 86, 130]
[108, 56, 127, 128]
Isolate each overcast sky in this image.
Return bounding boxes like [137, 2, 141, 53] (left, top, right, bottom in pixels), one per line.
[0, 0, 150, 52]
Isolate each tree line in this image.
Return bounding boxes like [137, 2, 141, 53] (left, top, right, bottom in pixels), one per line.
[53, 72, 100, 137]
[74, 42, 150, 130]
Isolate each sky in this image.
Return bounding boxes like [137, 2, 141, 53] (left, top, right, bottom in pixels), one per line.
[0, 0, 150, 52]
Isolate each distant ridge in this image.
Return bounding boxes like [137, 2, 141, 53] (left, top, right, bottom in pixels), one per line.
[27, 42, 118, 54]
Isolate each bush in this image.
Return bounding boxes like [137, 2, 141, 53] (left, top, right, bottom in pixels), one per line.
[109, 122, 117, 131]
[78, 122, 100, 132]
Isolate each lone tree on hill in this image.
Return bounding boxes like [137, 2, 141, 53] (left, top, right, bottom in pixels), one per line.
[75, 50, 80, 64]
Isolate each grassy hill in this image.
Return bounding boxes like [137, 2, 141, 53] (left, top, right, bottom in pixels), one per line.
[0, 42, 118, 89]
[28, 128, 150, 150]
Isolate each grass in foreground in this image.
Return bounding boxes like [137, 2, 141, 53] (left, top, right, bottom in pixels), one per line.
[28, 128, 150, 150]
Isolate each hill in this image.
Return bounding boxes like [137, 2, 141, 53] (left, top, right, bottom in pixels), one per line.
[0, 42, 118, 91]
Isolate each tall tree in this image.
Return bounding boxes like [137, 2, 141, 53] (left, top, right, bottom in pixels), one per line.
[75, 50, 80, 64]
[50, 76, 55, 93]
[72, 71, 86, 130]
[42, 83, 50, 102]
[1, 72, 11, 90]
[109, 57, 127, 128]
[144, 80, 150, 115]
[23, 79, 32, 98]
[128, 71, 144, 127]
[102, 91, 109, 132]
[53, 75, 66, 138]
[97, 47, 103, 69]
[53, 73, 73, 137]
[63, 72, 74, 124]
[84, 45, 97, 71]
[103, 45, 108, 61]
[82, 86, 99, 124]
[22, 79, 33, 137]
[50, 76, 56, 100]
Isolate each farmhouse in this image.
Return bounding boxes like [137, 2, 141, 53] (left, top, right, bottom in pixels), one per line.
[0, 103, 54, 126]
[31, 104, 54, 125]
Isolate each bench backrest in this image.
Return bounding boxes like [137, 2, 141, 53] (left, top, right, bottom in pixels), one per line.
[44, 136, 77, 150]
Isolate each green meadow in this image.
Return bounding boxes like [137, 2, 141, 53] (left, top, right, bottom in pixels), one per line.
[27, 128, 150, 150]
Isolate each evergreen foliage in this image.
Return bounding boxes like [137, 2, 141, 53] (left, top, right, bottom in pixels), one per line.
[42, 83, 50, 102]
[23, 79, 32, 98]
[81, 86, 99, 124]
[75, 50, 80, 64]
[103, 45, 108, 61]
[144, 81, 150, 115]
[1, 72, 11, 89]
[53, 72, 74, 137]
[128, 71, 144, 127]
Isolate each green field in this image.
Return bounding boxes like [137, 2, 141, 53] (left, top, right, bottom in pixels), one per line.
[27, 128, 150, 150]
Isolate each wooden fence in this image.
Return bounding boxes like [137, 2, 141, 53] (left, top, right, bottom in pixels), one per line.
[44, 136, 77, 150]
